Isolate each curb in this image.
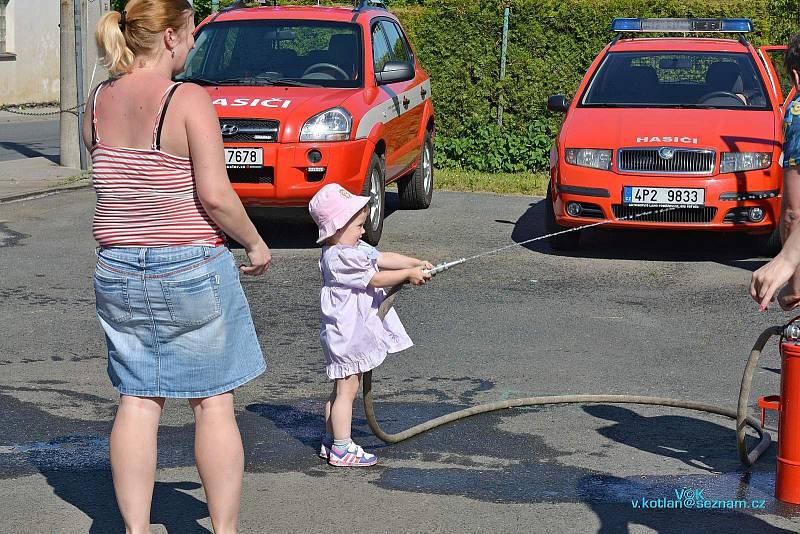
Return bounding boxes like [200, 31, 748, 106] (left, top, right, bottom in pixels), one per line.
[0, 179, 92, 204]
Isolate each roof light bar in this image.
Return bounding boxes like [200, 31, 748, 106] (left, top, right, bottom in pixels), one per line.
[611, 18, 753, 33]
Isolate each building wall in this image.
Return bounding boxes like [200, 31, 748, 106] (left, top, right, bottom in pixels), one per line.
[0, 0, 60, 105]
[0, 0, 110, 106]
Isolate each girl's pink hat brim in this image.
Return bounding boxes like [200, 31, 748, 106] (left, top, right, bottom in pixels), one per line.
[309, 184, 371, 243]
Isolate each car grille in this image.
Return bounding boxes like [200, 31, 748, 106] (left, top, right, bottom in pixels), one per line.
[227, 167, 274, 184]
[220, 119, 280, 143]
[617, 148, 715, 174]
[612, 205, 717, 223]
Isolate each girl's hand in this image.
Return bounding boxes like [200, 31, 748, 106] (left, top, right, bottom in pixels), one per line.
[407, 267, 432, 286]
[241, 241, 272, 276]
[778, 284, 800, 311]
[419, 261, 434, 270]
[750, 255, 796, 310]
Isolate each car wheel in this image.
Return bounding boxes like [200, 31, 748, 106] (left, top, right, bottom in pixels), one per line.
[361, 153, 385, 245]
[398, 131, 434, 209]
[752, 227, 781, 257]
[545, 183, 580, 251]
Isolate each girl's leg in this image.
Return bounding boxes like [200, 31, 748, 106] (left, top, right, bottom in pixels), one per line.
[330, 374, 361, 441]
[110, 395, 165, 534]
[189, 392, 243, 534]
[324, 381, 337, 436]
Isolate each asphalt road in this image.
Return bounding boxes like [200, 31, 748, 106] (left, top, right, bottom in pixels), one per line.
[1, 187, 799, 533]
[0, 119, 60, 163]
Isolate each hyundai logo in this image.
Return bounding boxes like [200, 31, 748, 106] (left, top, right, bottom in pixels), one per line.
[221, 124, 239, 136]
[658, 147, 676, 160]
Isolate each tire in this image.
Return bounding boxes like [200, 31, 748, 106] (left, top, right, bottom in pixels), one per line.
[361, 153, 385, 246]
[398, 131, 434, 209]
[544, 183, 580, 251]
[752, 227, 781, 257]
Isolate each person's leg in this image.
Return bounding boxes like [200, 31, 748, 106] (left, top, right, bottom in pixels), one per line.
[324, 381, 337, 436]
[189, 392, 243, 534]
[330, 374, 360, 441]
[110, 395, 165, 534]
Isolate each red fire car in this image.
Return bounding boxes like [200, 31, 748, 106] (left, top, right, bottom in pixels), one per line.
[547, 18, 791, 252]
[183, 0, 435, 244]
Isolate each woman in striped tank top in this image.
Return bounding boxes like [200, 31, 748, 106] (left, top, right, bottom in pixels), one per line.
[84, 2, 269, 532]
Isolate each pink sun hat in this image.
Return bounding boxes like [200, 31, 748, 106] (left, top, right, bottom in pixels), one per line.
[309, 184, 371, 243]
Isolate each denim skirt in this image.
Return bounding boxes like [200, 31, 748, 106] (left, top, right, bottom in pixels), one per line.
[94, 245, 266, 398]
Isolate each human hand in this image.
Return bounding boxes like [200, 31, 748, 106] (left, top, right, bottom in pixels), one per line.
[419, 261, 434, 270]
[750, 255, 796, 310]
[407, 267, 432, 286]
[240, 241, 272, 276]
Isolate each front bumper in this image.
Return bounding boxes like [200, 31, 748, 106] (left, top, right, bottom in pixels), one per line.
[226, 139, 372, 207]
[552, 164, 781, 234]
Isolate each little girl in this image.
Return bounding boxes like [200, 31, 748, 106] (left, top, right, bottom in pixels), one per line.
[309, 184, 432, 466]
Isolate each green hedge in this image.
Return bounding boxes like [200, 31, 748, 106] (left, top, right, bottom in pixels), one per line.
[111, 0, 800, 172]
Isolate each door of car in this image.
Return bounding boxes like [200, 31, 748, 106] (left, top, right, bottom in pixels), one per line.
[759, 45, 796, 113]
[370, 19, 421, 179]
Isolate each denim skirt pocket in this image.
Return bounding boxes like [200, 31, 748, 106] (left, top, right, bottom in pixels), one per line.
[160, 272, 222, 327]
[94, 272, 132, 324]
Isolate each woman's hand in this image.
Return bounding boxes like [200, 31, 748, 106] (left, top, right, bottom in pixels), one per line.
[240, 241, 272, 276]
[751, 255, 796, 310]
[419, 260, 434, 270]
[407, 267, 432, 286]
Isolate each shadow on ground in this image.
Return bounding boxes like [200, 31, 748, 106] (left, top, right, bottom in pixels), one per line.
[0, 141, 59, 164]
[509, 199, 771, 271]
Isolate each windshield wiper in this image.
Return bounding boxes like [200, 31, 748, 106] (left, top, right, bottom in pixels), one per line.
[179, 76, 247, 86]
[252, 77, 322, 88]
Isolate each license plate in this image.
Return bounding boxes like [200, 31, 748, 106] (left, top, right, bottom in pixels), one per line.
[225, 148, 263, 169]
[623, 186, 704, 207]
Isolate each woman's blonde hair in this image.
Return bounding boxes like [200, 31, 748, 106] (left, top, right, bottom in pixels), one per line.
[96, 0, 193, 75]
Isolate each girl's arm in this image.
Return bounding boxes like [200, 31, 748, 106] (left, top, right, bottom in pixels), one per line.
[377, 252, 432, 270]
[369, 267, 431, 288]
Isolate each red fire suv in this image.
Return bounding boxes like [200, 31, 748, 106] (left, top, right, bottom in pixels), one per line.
[182, 0, 435, 244]
[547, 18, 791, 253]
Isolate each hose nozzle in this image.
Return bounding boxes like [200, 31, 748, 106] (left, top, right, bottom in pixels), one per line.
[424, 258, 466, 276]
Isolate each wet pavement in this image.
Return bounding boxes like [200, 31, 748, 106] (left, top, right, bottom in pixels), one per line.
[1, 188, 800, 532]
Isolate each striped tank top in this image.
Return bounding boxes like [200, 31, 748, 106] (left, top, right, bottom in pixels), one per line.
[90, 81, 224, 247]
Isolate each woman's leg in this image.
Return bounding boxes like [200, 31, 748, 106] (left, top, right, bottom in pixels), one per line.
[110, 395, 165, 534]
[330, 374, 361, 441]
[189, 392, 243, 534]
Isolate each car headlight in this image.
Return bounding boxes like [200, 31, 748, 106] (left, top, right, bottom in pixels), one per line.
[300, 107, 352, 142]
[564, 148, 613, 170]
[720, 152, 771, 173]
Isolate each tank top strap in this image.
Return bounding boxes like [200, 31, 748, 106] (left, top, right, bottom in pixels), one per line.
[151, 82, 183, 150]
[90, 80, 111, 145]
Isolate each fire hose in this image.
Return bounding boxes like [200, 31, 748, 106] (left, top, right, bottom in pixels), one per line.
[363, 283, 780, 467]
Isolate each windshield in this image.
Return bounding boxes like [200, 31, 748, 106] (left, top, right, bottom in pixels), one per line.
[581, 51, 770, 110]
[181, 19, 363, 88]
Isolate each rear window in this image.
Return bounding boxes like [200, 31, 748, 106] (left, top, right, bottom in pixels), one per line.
[182, 19, 363, 88]
[581, 51, 770, 110]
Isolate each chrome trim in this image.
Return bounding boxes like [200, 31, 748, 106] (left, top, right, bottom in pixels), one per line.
[617, 147, 716, 175]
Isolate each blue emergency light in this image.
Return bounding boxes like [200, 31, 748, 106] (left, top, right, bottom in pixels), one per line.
[611, 18, 753, 33]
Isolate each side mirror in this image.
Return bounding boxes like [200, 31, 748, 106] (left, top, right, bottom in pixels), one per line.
[375, 61, 415, 85]
[547, 95, 570, 113]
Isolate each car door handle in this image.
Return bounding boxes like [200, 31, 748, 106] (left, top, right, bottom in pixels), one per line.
[420, 87, 428, 99]
[402, 96, 410, 109]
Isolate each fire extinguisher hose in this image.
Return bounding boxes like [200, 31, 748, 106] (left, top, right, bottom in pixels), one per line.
[364, 288, 777, 467]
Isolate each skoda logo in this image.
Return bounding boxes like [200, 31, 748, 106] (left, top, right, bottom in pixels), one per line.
[221, 124, 239, 136]
[658, 147, 676, 160]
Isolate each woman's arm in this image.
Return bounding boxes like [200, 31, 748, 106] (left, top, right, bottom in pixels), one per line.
[777, 167, 800, 309]
[182, 84, 271, 275]
[377, 252, 432, 270]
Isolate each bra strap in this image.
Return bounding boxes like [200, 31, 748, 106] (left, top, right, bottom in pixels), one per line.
[152, 82, 183, 150]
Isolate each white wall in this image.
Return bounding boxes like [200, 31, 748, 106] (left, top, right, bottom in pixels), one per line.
[0, 0, 60, 105]
[0, 0, 110, 106]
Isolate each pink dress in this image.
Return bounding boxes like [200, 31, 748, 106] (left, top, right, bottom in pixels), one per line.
[319, 241, 413, 379]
